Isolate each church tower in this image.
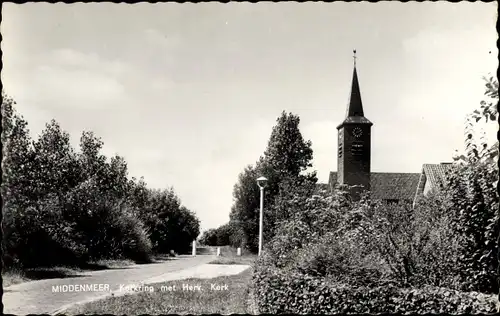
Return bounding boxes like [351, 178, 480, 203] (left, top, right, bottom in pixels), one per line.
[336, 50, 373, 200]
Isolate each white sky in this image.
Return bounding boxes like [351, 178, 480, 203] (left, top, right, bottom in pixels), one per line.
[2, 2, 498, 232]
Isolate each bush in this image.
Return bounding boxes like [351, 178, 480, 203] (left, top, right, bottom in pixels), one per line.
[444, 162, 499, 293]
[3, 176, 153, 268]
[290, 233, 386, 287]
[2, 193, 89, 268]
[113, 209, 153, 263]
[61, 179, 153, 263]
[264, 190, 349, 269]
[347, 196, 467, 289]
[252, 186, 484, 314]
[199, 222, 243, 247]
[445, 74, 499, 294]
[128, 187, 200, 255]
[252, 266, 496, 314]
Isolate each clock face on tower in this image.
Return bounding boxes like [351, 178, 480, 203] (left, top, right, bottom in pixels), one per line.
[352, 127, 363, 138]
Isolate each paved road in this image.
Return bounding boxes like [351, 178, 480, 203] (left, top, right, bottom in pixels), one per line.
[3, 255, 216, 315]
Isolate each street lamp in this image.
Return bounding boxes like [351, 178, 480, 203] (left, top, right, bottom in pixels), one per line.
[256, 176, 268, 256]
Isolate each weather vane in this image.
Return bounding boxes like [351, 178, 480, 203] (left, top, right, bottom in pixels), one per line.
[353, 49, 357, 67]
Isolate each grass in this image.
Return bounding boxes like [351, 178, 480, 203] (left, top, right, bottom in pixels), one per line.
[2, 267, 29, 287]
[208, 255, 257, 265]
[203, 245, 257, 265]
[91, 259, 136, 268]
[2, 259, 136, 288]
[62, 268, 256, 315]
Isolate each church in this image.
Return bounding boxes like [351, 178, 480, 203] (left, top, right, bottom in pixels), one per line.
[319, 52, 454, 204]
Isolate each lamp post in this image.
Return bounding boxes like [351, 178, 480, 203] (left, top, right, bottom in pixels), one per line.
[256, 176, 268, 256]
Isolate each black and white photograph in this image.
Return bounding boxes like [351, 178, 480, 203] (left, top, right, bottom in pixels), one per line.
[1, 2, 498, 314]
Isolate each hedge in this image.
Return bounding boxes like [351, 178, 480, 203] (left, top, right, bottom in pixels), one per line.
[252, 266, 497, 314]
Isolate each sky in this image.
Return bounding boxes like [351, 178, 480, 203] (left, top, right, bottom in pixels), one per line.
[2, 2, 498, 232]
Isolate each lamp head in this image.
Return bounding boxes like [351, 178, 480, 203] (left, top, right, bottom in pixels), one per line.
[256, 176, 268, 189]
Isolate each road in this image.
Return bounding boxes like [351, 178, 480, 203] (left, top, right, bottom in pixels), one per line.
[3, 255, 221, 315]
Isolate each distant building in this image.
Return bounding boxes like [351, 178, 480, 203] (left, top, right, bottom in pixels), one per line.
[318, 52, 455, 204]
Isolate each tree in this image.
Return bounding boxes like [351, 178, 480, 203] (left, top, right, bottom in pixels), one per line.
[132, 187, 200, 254]
[126, 176, 150, 217]
[228, 111, 317, 253]
[259, 111, 317, 241]
[269, 173, 318, 230]
[263, 111, 315, 179]
[1, 92, 36, 209]
[175, 205, 201, 252]
[199, 229, 218, 246]
[449, 75, 499, 294]
[31, 120, 83, 200]
[229, 165, 261, 251]
[105, 154, 131, 200]
[216, 223, 234, 246]
[1, 95, 78, 268]
[78, 131, 108, 187]
[471, 75, 498, 124]
[2, 97, 89, 267]
[1, 95, 200, 266]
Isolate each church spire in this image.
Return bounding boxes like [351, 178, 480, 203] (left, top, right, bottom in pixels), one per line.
[336, 50, 372, 130]
[346, 49, 364, 117]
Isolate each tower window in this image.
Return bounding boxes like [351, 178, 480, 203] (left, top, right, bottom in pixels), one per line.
[338, 129, 343, 158]
[351, 141, 364, 156]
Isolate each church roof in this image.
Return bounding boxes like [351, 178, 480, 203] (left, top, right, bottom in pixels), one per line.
[337, 63, 373, 129]
[422, 163, 455, 189]
[339, 116, 373, 125]
[328, 171, 421, 201]
[346, 66, 364, 117]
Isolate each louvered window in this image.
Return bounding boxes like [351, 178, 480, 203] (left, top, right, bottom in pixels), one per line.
[351, 141, 364, 156]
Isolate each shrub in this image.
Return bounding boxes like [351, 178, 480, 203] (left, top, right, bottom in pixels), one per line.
[445, 74, 499, 294]
[58, 179, 152, 263]
[444, 162, 499, 293]
[3, 174, 153, 268]
[114, 208, 153, 263]
[290, 233, 386, 287]
[2, 194, 86, 268]
[128, 187, 200, 255]
[348, 196, 467, 289]
[265, 190, 349, 269]
[252, 186, 477, 313]
[252, 266, 496, 314]
[199, 222, 246, 248]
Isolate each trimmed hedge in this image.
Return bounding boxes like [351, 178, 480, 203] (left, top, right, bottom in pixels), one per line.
[252, 267, 497, 314]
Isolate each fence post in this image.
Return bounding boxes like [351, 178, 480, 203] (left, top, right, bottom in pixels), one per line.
[192, 240, 196, 256]
[217, 247, 221, 256]
[237, 247, 241, 256]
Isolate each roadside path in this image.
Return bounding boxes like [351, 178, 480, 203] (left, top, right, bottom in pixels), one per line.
[56, 263, 251, 315]
[3, 255, 219, 315]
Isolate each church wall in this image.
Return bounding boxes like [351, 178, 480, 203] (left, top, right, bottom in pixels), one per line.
[423, 177, 433, 196]
[337, 128, 345, 184]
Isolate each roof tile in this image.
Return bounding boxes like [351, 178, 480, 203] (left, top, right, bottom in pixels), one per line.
[422, 163, 456, 189]
[326, 171, 420, 200]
